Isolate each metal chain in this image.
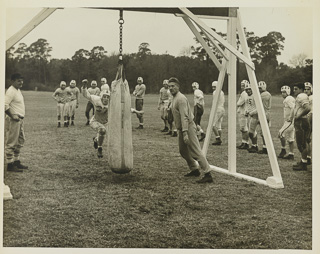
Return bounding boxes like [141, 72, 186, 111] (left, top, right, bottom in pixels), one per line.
[118, 10, 124, 59]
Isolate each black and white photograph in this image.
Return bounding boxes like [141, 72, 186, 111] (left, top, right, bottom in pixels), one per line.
[1, 0, 319, 253]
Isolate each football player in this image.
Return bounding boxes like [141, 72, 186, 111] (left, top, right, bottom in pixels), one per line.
[211, 81, 225, 145]
[278, 85, 295, 160]
[236, 80, 250, 149]
[67, 80, 80, 126]
[85, 80, 100, 125]
[52, 81, 72, 127]
[133, 77, 146, 129]
[158, 79, 170, 132]
[304, 82, 312, 165]
[192, 82, 206, 142]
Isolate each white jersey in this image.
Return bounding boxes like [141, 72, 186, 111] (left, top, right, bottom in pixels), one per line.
[193, 89, 204, 107]
[237, 90, 248, 114]
[213, 90, 225, 111]
[5, 86, 25, 117]
[294, 93, 309, 119]
[283, 95, 295, 121]
[100, 83, 110, 95]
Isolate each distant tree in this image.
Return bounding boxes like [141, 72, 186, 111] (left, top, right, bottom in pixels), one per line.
[14, 43, 29, 61]
[179, 46, 194, 58]
[137, 42, 151, 58]
[89, 46, 107, 61]
[289, 53, 308, 67]
[72, 49, 90, 81]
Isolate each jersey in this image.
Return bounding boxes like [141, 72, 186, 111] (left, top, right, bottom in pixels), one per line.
[193, 89, 204, 107]
[212, 90, 225, 112]
[260, 91, 272, 118]
[83, 88, 108, 124]
[67, 87, 80, 101]
[283, 95, 295, 121]
[237, 90, 248, 114]
[133, 84, 146, 99]
[87, 87, 101, 96]
[245, 94, 257, 118]
[101, 84, 110, 94]
[159, 87, 169, 104]
[53, 87, 72, 103]
[294, 93, 310, 119]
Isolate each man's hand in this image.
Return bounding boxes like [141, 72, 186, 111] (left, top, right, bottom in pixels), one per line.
[183, 131, 189, 145]
[11, 114, 21, 121]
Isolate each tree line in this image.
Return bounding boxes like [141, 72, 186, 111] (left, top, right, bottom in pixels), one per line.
[5, 29, 312, 94]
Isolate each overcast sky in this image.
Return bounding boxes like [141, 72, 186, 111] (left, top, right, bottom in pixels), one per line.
[3, 2, 314, 65]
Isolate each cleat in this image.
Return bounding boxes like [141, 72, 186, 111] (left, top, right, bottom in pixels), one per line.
[7, 163, 23, 172]
[57, 122, 61, 128]
[93, 137, 98, 149]
[64, 122, 68, 127]
[86, 120, 90, 126]
[292, 161, 307, 171]
[248, 146, 258, 153]
[199, 133, 206, 142]
[212, 140, 222, 146]
[136, 125, 144, 129]
[196, 173, 213, 183]
[240, 143, 249, 150]
[13, 160, 28, 169]
[161, 127, 169, 132]
[166, 131, 173, 135]
[307, 158, 312, 165]
[172, 131, 178, 137]
[283, 154, 294, 160]
[71, 121, 74, 126]
[184, 169, 200, 177]
[97, 147, 103, 158]
[237, 143, 244, 149]
[258, 148, 268, 154]
[278, 149, 286, 158]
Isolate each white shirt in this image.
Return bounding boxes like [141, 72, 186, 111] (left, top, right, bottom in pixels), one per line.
[237, 90, 248, 114]
[213, 90, 225, 111]
[283, 95, 295, 121]
[193, 89, 204, 107]
[5, 86, 25, 117]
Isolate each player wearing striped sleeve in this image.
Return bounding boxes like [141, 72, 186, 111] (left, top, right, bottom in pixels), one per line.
[257, 81, 272, 154]
[292, 82, 311, 171]
[304, 82, 312, 165]
[67, 80, 80, 126]
[236, 80, 250, 149]
[52, 81, 72, 127]
[85, 80, 100, 125]
[278, 86, 295, 160]
[82, 79, 109, 158]
[158, 79, 170, 132]
[133, 77, 146, 129]
[192, 82, 206, 142]
[211, 81, 225, 145]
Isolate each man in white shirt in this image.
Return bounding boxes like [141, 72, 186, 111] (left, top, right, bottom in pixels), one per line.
[278, 85, 295, 160]
[304, 82, 312, 165]
[211, 81, 225, 145]
[236, 80, 250, 149]
[192, 82, 206, 142]
[133, 77, 146, 129]
[5, 73, 28, 172]
[158, 79, 170, 132]
[100, 77, 110, 95]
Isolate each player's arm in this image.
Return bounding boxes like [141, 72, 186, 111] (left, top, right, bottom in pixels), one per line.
[295, 102, 310, 120]
[81, 80, 93, 103]
[178, 98, 190, 133]
[237, 94, 245, 107]
[135, 85, 146, 97]
[52, 89, 60, 102]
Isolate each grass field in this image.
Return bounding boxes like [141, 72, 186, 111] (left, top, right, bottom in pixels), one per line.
[2, 91, 312, 249]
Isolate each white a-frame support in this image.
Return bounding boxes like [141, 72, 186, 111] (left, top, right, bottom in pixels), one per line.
[179, 8, 284, 189]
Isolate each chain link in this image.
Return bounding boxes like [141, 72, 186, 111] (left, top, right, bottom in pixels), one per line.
[118, 10, 124, 58]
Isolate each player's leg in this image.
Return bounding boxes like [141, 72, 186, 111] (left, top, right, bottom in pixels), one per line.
[135, 99, 144, 129]
[160, 104, 169, 132]
[293, 119, 309, 170]
[57, 103, 62, 127]
[237, 113, 249, 149]
[212, 112, 223, 145]
[248, 117, 258, 153]
[85, 102, 92, 125]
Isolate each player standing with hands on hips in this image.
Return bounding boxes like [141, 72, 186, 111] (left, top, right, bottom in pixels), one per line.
[133, 77, 146, 129]
[168, 77, 213, 184]
[5, 73, 29, 172]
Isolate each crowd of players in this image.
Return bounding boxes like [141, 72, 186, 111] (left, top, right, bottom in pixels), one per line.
[51, 76, 313, 172]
